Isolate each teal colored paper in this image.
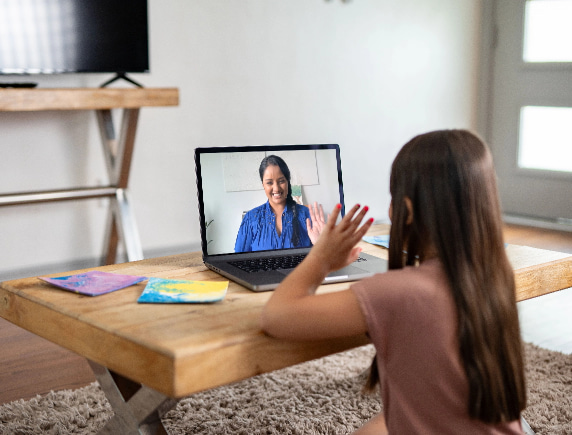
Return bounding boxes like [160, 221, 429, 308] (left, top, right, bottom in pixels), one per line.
[362, 235, 390, 248]
[138, 277, 228, 303]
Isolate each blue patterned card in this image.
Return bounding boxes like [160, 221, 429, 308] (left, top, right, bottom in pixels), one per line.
[138, 278, 229, 303]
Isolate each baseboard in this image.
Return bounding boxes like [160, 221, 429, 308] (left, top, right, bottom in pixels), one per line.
[0, 243, 199, 282]
[503, 214, 572, 233]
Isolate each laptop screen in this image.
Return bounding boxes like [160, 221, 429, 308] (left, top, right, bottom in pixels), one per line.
[195, 144, 345, 256]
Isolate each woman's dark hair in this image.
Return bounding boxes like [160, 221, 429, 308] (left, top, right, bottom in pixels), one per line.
[259, 155, 303, 247]
[367, 129, 526, 423]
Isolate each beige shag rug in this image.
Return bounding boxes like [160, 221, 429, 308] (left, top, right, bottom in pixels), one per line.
[0, 343, 570, 435]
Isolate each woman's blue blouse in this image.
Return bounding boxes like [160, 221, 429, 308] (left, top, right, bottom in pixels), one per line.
[234, 201, 312, 252]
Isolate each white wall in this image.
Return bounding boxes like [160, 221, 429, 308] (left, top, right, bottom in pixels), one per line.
[0, 0, 482, 279]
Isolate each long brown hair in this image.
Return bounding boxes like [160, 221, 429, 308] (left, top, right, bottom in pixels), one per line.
[367, 129, 526, 423]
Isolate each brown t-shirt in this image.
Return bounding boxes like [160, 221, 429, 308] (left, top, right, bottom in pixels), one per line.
[352, 258, 522, 434]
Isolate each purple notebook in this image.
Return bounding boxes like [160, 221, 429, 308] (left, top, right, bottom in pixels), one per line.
[40, 271, 147, 296]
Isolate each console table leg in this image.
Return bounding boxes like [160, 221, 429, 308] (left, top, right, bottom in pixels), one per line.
[114, 188, 144, 262]
[102, 211, 120, 265]
[101, 189, 143, 264]
[97, 108, 144, 264]
[97, 108, 140, 186]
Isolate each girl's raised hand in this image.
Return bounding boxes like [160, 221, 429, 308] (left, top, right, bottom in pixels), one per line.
[308, 204, 373, 273]
[261, 203, 373, 340]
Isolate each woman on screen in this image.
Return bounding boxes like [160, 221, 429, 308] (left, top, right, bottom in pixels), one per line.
[234, 155, 325, 252]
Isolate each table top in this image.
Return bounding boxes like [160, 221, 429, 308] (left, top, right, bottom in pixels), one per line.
[0, 87, 179, 111]
[1, 224, 571, 398]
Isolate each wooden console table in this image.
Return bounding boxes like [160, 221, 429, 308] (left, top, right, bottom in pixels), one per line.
[0, 88, 179, 264]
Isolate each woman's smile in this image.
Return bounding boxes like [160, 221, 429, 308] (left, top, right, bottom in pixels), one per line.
[271, 190, 284, 200]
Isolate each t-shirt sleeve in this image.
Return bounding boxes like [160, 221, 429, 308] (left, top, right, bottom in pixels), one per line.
[351, 271, 403, 361]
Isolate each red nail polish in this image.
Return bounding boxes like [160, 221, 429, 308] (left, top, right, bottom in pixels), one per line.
[364, 206, 369, 212]
[369, 218, 374, 223]
[337, 203, 342, 209]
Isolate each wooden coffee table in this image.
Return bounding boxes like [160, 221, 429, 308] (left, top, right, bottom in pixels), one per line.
[1, 225, 571, 434]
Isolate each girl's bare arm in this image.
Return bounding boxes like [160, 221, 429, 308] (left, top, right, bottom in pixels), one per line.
[261, 204, 372, 340]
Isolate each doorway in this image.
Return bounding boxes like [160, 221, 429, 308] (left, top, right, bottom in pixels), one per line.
[485, 0, 572, 223]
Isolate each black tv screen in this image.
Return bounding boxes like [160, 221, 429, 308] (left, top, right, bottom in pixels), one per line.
[0, 0, 149, 75]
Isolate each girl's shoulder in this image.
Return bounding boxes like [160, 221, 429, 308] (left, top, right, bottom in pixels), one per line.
[355, 258, 447, 297]
[352, 259, 453, 328]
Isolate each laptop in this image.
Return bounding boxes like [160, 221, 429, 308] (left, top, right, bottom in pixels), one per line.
[194, 144, 387, 291]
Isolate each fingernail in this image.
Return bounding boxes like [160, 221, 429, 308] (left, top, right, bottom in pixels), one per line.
[364, 206, 369, 212]
[337, 203, 342, 209]
[356, 204, 360, 208]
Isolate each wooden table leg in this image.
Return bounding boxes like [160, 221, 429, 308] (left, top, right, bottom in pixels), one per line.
[88, 361, 176, 435]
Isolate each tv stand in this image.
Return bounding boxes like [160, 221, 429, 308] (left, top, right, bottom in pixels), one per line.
[0, 87, 179, 265]
[100, 73, 143, 88]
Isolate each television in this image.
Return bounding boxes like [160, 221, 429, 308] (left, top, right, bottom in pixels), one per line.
[0, 0, 149, 87]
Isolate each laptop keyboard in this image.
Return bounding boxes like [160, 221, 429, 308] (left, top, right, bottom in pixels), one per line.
[230, 254, 367, 273]
[230, 254, 307, 273]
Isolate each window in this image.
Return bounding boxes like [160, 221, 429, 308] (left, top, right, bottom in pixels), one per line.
[519, 106, 572, 172]
[523, 0, 572, 62]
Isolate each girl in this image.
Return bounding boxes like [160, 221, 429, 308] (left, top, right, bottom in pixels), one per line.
[261, 130, 526, 434]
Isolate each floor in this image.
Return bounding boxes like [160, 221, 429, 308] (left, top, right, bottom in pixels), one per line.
[0, 223, 571, 405]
